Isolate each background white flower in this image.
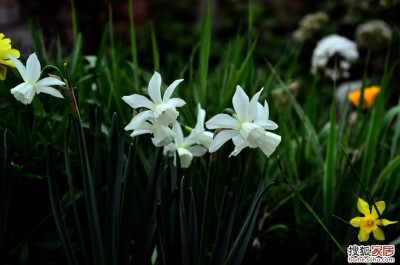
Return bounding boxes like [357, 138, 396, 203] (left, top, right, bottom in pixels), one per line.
[311, 34, 359, 81]
[8, 53, 65, 105]
[164, 121, 208, 168]
[206, 85, 281, 157]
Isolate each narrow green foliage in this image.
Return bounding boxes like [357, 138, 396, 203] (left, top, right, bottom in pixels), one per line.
[197, 0, 213, 105]
[70, 0, 79, 42]
[128, 0, 140, 88]
[198, 151, 217, 265]
[323, 88, 336, 221]
[0, 130, 10, 264]
[277, 156, 346, 258]
[64, 116, 90, 264]
[150, 22, 160, 72]
[225, 182, 275, 265]
[105, 113, 124, 265]
[179, 176, 195, 265]
[47, 143, 79, 265]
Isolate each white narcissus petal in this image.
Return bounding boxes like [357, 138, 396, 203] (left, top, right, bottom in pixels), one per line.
[172, 121, 184, 144]
[11, 83, 35, 105]
[152, 125, 175, 147]
[247, 88, 263, 120]
[232, 85, 249, 120]
[187, 145, 207, 157]
[35, 77, 65, 87]
[206, 114, 240, 130]
[199, 131, 213, 149]
[163, 79, 184, 102]
[35, 86, 64, 98]
[122, 94, 154, 109]
[194, 103, 206, 131]
[258, 132, 281, 157]
[208, 129, 239, 153]
[148, 71, 162, 104]
[124, 111, 152, 131]
[239, 122, 265, 148]
[25, 53, 41, 82]
[7, 54, 27, 81]
[167, 98, 186, 108]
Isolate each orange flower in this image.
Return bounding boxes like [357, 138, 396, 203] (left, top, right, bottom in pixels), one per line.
[348, 86, 380, 109]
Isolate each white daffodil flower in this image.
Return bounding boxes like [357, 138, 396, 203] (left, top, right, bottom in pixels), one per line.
[7, 53, 65, 105]
[205, 85, 281, 157]
[187, 103, 213, 149]
[164, 121, 208, 168]
[122, 71, 185, 126]
[124, 111, 175, 147]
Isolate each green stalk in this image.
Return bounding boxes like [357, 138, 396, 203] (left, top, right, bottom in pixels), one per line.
[128, 0, 139, 89]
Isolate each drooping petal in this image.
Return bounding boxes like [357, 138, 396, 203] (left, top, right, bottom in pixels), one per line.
[206, 114, 240, 130]
[35, 77, 65, 87]
[163, 79, 184, 102]
[208, 129, 238, 153]
[125, 118, 153, 131]
[232, 85, 249, 120]
[358, 229, 370, 242]
[258, 131, 281, 157]
[148, 71, 162, 104]
[229, 135, 247, 157]
[167, 98, 186, 108]
[10, 83, 35, 104]
[376, 219, 398, 226]
[247, 88, 263, 120]
[25, 53, 41, 82]
[357, 198, 370, 216]
[350, 217, 363, 227]
[7, 54, 27, 81]
[122, 94, 154, 109]
[256, 120, 279, 130]
[371, 201, 385, 219]
[130, 129, 153, 137]
[172, 121, 184, 144]
[35, 86, 64, 98]
[124, 111, 152, 131]
[187, 145, 207, 157]
[372, 227, 385, 241]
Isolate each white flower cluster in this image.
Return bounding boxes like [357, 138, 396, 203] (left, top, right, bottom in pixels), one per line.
[311, 34, 359, 81]
[123, 76, 281, 167]
[123, 72, 213, 168]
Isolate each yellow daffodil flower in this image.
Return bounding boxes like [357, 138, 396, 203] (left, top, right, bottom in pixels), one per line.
[350, 198, 397, 242]
[0, 33, 20, 80]
[348, 86, 381, 109]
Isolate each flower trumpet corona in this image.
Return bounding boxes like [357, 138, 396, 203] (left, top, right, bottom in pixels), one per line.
[0, 33, 20, 80]
[350, 198, 397, 242]
[7, 53, 65, 104]
[206, 85, 281, 157]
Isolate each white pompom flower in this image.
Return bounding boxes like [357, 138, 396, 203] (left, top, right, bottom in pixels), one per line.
[311, 34, 359, 81]
[7, 53, 65, 105]
[206, 85, 281, 157]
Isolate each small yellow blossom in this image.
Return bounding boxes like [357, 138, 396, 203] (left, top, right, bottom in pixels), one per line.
[350, 198, 397, 242]
[0, 33, 20, 80]
[348, 86, 380, 109]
